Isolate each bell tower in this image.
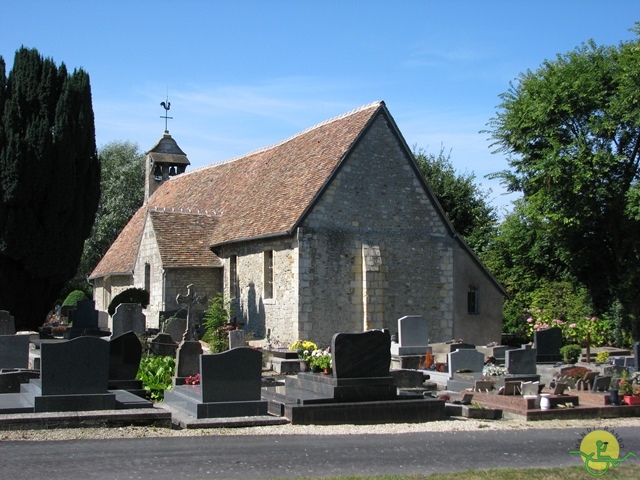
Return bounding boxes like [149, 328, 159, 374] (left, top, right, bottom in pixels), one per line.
[144, 98, 190, 203]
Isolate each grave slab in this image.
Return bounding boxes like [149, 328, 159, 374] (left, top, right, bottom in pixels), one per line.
[0, 335, 30, 369]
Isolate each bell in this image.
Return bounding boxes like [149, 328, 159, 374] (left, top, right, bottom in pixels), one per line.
[169, 165, 177, 176]
[153, 164, 163, 181]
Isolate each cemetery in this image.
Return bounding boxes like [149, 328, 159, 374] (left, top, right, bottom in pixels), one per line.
[0, 299, 638, 432]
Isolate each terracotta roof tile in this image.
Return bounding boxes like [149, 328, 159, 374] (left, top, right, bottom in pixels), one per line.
[90, 101, 382, 278]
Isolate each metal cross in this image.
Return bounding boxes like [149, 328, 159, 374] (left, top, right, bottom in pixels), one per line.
[160, 96, 173, 133]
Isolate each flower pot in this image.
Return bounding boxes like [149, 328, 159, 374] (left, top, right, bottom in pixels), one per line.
[323, 367, 333, 375]
[540, 394, 551, 410]
[624, 395, 640, 406]
[299, 360, 310, 372]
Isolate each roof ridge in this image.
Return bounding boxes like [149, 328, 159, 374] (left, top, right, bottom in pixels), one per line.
[147, 206, 223, 216]
[179, 101, 384, 176]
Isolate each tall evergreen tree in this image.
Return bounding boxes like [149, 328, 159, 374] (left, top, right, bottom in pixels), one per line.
[0, 47, 100, 331]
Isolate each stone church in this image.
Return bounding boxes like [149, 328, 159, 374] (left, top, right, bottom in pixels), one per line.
[89, 101, 504, 346]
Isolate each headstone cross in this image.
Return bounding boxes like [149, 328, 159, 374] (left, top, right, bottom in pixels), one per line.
[176, 284, 206, 342]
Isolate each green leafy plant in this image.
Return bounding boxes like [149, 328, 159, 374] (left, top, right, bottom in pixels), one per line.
[108, 288, 149, 316]
[201, 293, 233, 353]
[560, 344, 582, 364]
[309, 348, 332, 370]
[136, 355, 175, 402]
[61, 290, 88, 308]
[595, 351, 610, 364]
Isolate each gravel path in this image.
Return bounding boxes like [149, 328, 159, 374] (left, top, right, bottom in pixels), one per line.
[3, 416, 639, 442]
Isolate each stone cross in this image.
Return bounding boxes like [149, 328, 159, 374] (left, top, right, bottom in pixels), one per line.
[176, 284, 207, 342]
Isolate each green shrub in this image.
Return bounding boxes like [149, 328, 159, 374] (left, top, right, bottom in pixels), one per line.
[595, 351, 610, 364]
[201, 293, 232, 353]
[136, 355, 175, 402]
[560, 344, 582, 364]
[62, 290, 88, 308]
[108, 288, 149, 316]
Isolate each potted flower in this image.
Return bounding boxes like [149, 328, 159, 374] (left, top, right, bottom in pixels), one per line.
[618, 372, 640, 406]
[290, 340, 317, 371]
[310, 348, 332, 374]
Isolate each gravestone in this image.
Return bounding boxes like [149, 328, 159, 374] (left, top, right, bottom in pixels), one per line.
[149, 332, 177, 357]
[448, 348, 484, 374]
[0, 335, 30, 369]
[534, 328, 563, 363]
[109, 331, 142, 381]
[390, 315, 429, 355]
[164, 347, 267, 418]
[165, 317, 187, 344]
[474, 380, 493, 392]
[65, 299, 110, 339]
[505, 346, 537, 375]
[111, 304, 146, 338]
[20, 336, 116, 412]
[229, 330, 246, 349]
[592, 375, 611, 392]
[331, 329, 391, 378]
[0, 311, 16, 335]
[173, 285, 206, 385]
[521, 381, 539, 396]
[634, 342, 640, 370]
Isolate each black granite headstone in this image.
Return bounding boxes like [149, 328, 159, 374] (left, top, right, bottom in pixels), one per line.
[0, 335, 30, 369]
[200, 347, 262, 402]
[40, 336, 109, 395]
[0, 311, 16, 335]
[109, 331, 142, 381]
[634, 342, 639, 371]
[331, 330, 391, 379]
[112, 304, 146, 338]
[534, 328, 563, 363]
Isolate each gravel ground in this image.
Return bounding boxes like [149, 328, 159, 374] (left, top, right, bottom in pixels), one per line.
[2, 416, 639, 442]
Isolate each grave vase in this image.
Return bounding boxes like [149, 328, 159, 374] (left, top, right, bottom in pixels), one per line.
[609, 389, 619, 406]
[299, 360, 310, 372]
[624, 395, 640, 406]
[540, 394, 551, 410]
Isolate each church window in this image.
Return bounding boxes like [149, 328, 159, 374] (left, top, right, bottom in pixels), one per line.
[229, 255, 238, 299]
[144, 263, 151, 294]
[467, 285, 479, 314]
[264, 250, 274, 299]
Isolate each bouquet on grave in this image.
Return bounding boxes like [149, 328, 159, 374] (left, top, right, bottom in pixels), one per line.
[289, 340, 318, 361]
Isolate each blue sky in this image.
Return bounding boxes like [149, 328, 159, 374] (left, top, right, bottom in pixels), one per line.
[1, 1, 638, 213]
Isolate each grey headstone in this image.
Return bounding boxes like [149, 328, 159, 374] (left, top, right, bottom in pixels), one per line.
[592, 375, 611, 392]
[634, 342, 639, 370]
[448, 348, 484, 373]
[149, 333, 177, 357]
[390, 315, 429, 355]
[553, 382, 569, 395]
[503, 381, 521, 395]
[534, 328, 563, 362]
[505, 346, 537, 375]
[109, 331, 142, 381]
[112, 303, 146, 338]
[331, 330, 391, 379]
[0, 311, 16, 335]
[175, 341, 203, 379]
[40, 336, 109, 395]
[98, 311, 109, 330]
[0, 335, 30, 369]
[200, 347, 262, 402]
[228, 330, 246, 349]
[624, 357, 635, 368]
[612, 357, 625, 366]
[69, 299, 99, 329]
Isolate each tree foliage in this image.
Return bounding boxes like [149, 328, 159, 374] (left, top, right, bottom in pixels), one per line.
[0, 47, 100, 331]
[414, 146, 498, 255]
[487, 27, 640, 338]
[64, 141, 144, 297]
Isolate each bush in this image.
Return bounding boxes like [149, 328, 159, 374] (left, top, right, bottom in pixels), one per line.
[62, 290, 88, 308]
[201, 293, 232, 353]
[560, 344, 582, 364]
[108, 288, 149, 316]
[136, 355, 175, 402]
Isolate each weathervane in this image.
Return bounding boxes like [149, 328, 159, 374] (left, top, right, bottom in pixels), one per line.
[160, 95, 173, 133]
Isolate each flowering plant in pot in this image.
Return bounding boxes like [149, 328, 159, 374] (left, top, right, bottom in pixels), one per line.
[618, 372, 640, 405]
[310, 348, 332, 372]
[289, 340, 318, 361]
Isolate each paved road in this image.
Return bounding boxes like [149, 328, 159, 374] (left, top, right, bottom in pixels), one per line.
[1, 427, 639, 479]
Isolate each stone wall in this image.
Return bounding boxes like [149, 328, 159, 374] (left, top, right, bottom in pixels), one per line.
[92, 274, 133, 314]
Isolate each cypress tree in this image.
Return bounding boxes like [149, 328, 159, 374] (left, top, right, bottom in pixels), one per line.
[0, 47, 100, 331]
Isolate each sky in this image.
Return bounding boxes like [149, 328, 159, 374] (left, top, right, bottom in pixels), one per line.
[1, 1, 638, 214]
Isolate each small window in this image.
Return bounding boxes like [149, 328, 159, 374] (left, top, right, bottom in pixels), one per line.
[229, 255, 238, 299]
[467, 286, 479, 314]
[144, 263, 151, 294]
[264, 250, 274, 299]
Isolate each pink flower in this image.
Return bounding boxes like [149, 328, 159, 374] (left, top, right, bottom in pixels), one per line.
[591, 317, 597, 322]
[569, 323, 577, 329]
[526, 317, 533, 323]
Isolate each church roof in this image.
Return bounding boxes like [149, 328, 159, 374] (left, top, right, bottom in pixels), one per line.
[90, 101, 383, 278]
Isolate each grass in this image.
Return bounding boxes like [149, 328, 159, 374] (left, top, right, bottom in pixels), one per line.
[270, 464, 640, 479]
